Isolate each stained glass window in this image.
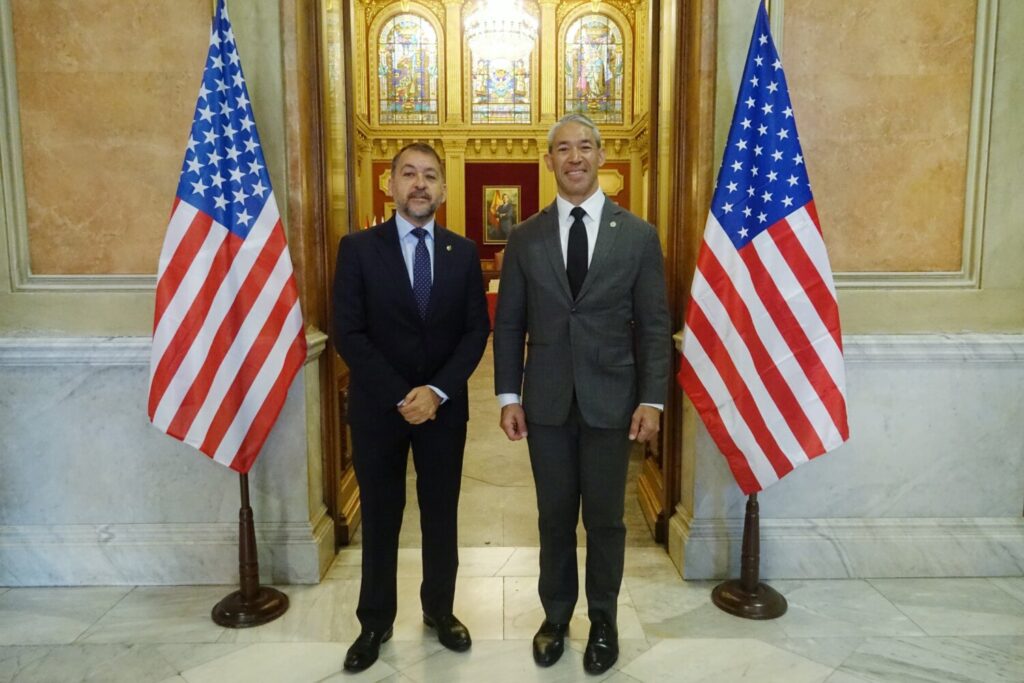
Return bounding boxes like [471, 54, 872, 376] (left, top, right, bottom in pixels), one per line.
[564, 15, 625, 123]
[470, 54, 532, 124]
[378, 14, 439, 125]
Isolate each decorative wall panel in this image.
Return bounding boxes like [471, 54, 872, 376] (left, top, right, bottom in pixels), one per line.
[783, 0, 980, 276]
[9, 0, 209, 279]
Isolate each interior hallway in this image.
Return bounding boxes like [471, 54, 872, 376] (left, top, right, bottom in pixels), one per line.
[1, 343, 1023, 682]
[348, 340, 659, 551]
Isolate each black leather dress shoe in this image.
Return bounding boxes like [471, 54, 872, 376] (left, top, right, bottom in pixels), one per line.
[423, 613, 472, 652]
[532, 620, 569, 667]
[583, 619, 618, 674]
[343, 626, 393, 672]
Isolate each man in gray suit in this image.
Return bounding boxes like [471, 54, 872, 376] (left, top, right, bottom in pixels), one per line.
[493, 114, 671, 674]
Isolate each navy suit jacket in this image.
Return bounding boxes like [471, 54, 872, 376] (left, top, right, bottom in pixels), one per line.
[332, 217, 490, 430]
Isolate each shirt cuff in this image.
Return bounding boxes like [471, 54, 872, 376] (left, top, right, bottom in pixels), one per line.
[497, 393, 521, 408]
[640, 403, 664, 411]
[428, 385, 448, 404]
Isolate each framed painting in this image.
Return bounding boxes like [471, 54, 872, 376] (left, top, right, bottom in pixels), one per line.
[482, 186, 520, 244]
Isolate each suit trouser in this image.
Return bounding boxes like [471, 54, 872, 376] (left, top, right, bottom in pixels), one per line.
[350, 415, 467, 630]
[527, 402, 632, 624]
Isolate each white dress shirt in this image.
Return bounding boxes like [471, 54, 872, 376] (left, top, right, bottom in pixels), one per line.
[555, 188, 605, 267]
[497, 189, 662, 413]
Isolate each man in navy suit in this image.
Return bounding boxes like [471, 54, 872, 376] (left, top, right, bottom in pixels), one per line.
[333, 142, 490, 672]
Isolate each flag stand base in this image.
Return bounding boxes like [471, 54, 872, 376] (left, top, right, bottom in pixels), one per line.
[710, 493, 787, 620]
[212, 586, 289, 628]
[211, 473, 289, 628]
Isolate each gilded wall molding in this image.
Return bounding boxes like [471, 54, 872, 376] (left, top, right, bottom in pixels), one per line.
[598, 168, 625, 197]
[632, 0, 650, 119]
[556, 0, 641, 30]
[0, 0, 155, 292]
[351, 116, 648, 162]
[363, 0, 446, 29]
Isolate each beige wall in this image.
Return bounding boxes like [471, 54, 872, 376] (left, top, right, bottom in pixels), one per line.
[0, 0, 288, 334]
[11, 0, 209, 275]
[785, 0, 975, 273]
[716, 0, 1022, 333]
[1, 0, 1021, 336]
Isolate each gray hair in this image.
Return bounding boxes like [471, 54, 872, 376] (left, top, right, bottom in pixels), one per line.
[546, 113, 603, 152]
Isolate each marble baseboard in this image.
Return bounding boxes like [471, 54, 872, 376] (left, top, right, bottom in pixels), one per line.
[0, 509, 334, 586]
[0, 332, 332, 587]
[669, 512, 1024, 579]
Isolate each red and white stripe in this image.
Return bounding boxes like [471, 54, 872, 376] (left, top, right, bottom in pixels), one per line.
[148, 194, 306, 473]
[679, 201, 849, 494]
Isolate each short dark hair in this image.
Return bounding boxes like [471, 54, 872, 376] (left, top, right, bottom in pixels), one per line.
[391, 142, 446, 180]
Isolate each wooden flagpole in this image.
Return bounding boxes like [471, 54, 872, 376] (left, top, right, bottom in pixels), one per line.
[211, 473, 289, 627]
[710, 493, 787, 619]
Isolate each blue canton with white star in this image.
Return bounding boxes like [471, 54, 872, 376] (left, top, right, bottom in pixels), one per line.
[177, 2, 273, 240]
[712, 1, 812, 249]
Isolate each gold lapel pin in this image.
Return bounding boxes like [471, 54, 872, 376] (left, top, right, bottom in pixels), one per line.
[610, 221, 617, 227]
[446, 244, 452, 252]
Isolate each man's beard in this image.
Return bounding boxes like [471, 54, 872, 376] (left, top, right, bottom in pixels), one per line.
[400, 194, 440, 220]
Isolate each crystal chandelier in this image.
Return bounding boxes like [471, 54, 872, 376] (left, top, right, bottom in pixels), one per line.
[464, 0, 538, 63]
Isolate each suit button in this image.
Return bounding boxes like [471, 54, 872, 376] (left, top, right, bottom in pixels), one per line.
[571, 307, 577, 314]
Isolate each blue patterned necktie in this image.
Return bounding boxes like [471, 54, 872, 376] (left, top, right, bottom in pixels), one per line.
[411, 227, 431, 319]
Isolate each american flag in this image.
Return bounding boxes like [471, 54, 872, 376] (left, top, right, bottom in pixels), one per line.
[148, 0, 306, 474]
[678, 1, 849, 495]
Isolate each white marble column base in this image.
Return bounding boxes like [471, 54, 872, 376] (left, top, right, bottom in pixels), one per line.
[0, 508, 335, 586]
[668, 511, 1024, 579]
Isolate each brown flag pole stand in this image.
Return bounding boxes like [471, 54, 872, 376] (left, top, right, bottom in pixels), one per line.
[212, 473, 289, 627]
[711, 493, 787, 619]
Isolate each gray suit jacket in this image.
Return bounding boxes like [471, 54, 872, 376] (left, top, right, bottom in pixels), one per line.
[493, 199, 671, 429]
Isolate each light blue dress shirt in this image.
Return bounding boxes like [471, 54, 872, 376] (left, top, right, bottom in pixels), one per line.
[395, 212, 435, 285]
[393, 213, 447, 404]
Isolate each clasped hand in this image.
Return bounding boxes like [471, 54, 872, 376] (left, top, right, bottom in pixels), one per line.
[399, 386, 440, 424]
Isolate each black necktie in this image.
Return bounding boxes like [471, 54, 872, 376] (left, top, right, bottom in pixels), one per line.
[566, 206, 588, 299]
[411, 228, 431, 319]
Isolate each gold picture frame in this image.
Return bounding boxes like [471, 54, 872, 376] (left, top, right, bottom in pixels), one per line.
[483, 186, 520, 244]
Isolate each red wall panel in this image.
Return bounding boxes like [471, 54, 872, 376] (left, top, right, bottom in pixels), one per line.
[465, 162, 539, 259]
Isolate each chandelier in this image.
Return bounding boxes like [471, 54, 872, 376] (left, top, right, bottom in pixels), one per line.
[464, 0, 538, 63]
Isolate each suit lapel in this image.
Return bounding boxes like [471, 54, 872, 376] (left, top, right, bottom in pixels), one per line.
[540, 203, 574, 302]
[427, 226, 456, 321]
[373, 219, 421, 322]
[576, 200, 624, 302]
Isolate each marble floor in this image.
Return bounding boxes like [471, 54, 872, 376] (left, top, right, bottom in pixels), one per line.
[2, 567, 1024, 681]
[2, 344, 1023, 681]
